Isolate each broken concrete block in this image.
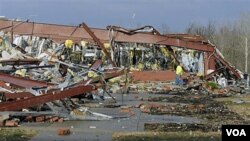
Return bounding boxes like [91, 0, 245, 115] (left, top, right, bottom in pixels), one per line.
[141, 108, 150, 113]
[57, 128, 70, 136]
[4, 120, 18, 127]
[24, 115, 33, 122]
[36, 116, 45, 122]
[58, 118, 64, 123]
[140, 105, 150, 113]
[50, 116, 59, 122]
[120, 106, 130, 113]
[150, 103, 163, 109]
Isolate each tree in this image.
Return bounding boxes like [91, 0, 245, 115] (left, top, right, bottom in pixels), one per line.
[185, 15, 250, 73]
[185, 21, 216, 43]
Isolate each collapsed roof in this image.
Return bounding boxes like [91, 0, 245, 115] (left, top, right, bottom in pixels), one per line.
[0, 19, 241, 80]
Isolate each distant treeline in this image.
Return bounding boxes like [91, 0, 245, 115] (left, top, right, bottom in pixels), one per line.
[185, 13, 250, 73]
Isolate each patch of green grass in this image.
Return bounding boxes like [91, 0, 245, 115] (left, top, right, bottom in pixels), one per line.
[215, 95, 250, 102]
[0, 128, 38, 141]
[227, 103, 250, 119]
[215, 96, 250, 120]
[206, 82, 219, 90]
[112, 131, 221, 141]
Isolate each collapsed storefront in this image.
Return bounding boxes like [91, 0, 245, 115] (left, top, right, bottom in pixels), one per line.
[0, 19, 247, 126]
[0, 20, 242, 79]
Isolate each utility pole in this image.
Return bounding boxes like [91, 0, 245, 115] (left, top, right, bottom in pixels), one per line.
[246, 37, 249, 88]
[245, 37, 248, 73]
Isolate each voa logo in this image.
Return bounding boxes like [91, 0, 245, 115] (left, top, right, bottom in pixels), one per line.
[226, 129, 246, 136]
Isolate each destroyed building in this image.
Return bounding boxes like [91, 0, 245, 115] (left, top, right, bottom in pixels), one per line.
[0, 19, 247, 126]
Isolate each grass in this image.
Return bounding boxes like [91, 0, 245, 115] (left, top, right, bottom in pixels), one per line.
[215, 95, 250, 102]
[206, 82, 219, 90]
[215, 95, 250, 120]
[0, 128, 38, 141]
[227, 103, 250, 119]
[112, 131, 221, 141]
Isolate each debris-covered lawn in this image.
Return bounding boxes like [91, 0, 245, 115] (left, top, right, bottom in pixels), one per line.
[111, 90, 250, 141]
[215, 95, 250, 120]
[141, 92, 247, 131]
[112, 131, 221, 141]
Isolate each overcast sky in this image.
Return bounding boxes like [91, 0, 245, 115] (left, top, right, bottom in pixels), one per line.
[0, 0, 250, 32]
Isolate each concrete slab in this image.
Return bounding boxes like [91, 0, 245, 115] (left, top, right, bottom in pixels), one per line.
[26, 93, 201, 141]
